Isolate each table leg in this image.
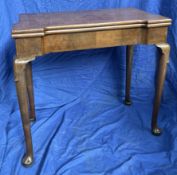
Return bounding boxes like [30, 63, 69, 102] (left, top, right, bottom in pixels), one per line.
[125, 45, 134, 105]
[151, 43, 170, 136]
[26, 62, 36, 122]
[14, 60, 33, 166]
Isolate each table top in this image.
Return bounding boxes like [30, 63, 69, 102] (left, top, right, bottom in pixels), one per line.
[12, 8, 171, 37]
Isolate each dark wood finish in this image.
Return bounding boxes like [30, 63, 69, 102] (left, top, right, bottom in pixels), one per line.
[125, 45, 134, 105]
[151, 43, 170, 136]
[26, 62, 36, 122]
[11, 8, 172, 166]
[14, 60, 33, 166]
[12, 8, 171, 33]
[12, 8, 171, 60]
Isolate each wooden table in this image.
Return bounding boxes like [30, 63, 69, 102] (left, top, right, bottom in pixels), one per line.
[12, 8, 171, 167]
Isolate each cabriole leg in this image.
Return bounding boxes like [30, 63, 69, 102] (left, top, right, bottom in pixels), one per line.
[125, 45, 134, 105]
[14, 59, 33, 166]
[26, 62, 36, 122]
[151, 43, 170, 136]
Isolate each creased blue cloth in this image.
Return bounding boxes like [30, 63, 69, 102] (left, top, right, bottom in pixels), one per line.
[0, 0, 177, 175]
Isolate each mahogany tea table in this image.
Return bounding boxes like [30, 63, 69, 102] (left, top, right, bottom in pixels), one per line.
[12, 8, 172, 166]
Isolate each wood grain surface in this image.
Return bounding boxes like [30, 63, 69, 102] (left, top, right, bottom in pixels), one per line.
[12, 8, 171, 37]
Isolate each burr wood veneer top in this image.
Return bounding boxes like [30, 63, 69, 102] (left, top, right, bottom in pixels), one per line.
[12, 8, 171, 38]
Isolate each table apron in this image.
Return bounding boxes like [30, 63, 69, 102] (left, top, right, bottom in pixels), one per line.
[15, 27, 168, 59]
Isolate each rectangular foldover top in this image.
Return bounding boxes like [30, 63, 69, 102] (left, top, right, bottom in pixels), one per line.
[12, 8, 171, 38]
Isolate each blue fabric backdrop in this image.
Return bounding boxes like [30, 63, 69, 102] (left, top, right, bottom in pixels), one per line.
[0, 0, 177, 175]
